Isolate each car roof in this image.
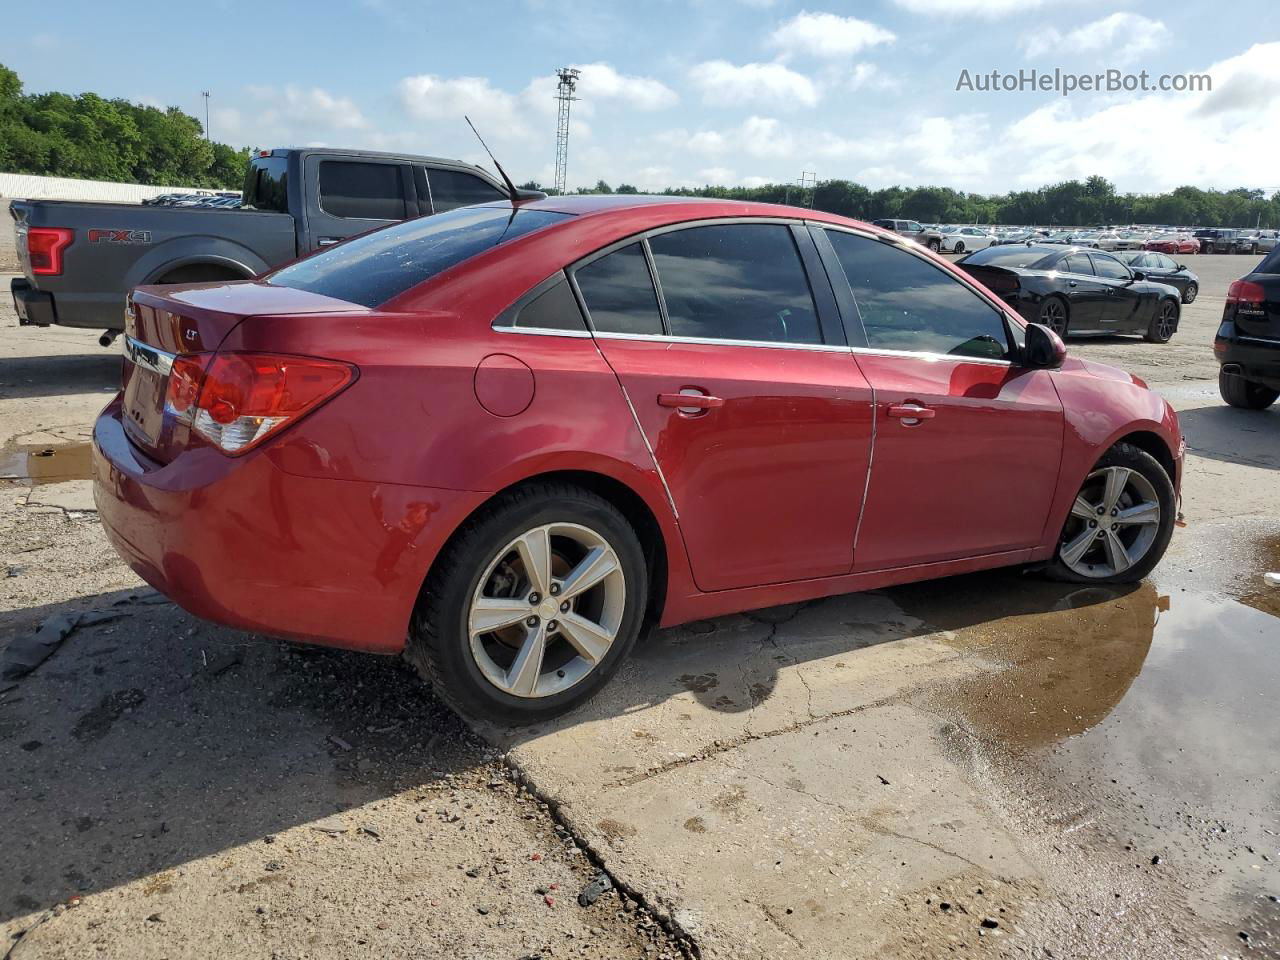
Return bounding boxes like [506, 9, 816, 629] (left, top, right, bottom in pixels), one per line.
[478, 193, 872, 228]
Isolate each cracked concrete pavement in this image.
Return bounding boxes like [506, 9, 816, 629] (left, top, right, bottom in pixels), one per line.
[3, 256, 1279, 959]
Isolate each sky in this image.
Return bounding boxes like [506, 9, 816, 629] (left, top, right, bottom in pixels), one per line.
[5, 0, 1279, 196]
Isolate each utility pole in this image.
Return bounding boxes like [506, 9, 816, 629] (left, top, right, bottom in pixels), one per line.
[201, 91, 211, 141]
[798, 171, 817, 208]
[553, 68, 580, 196]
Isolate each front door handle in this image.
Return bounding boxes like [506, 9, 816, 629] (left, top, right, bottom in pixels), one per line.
[658, 390, 724, 414]
[1068, 280, 1078, 287]
[887, 402, 935, 425]
[317, 237, 341, 247]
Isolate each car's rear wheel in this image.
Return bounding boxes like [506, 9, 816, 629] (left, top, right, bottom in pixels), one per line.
[1219, 369, 1280, 410]
[953, 241, 966, 254]
[1045, 443, 1175, 584]
[1038, 296, 1069, 336]
[1182, 282, 1198, 304]
[1144, 299, 1178, 343]
[406, 482, 648, 724]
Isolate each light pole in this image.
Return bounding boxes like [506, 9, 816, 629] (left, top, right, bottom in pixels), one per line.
[201, 91, 211, 141]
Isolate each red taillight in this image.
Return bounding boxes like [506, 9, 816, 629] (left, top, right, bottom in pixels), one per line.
[981, 272, 1019, 294]
[1226, 280, 1265, 306]
[26, 227, 74, 275]
[183, 352, 356, 455]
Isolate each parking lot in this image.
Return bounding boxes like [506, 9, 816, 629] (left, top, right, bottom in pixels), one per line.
[1, 254, 1277, 959]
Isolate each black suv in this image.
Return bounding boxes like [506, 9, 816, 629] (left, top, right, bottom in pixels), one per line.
[1194, 228, 1238, 254]
[1216, 246, 1280, 409]
[871, 219, 943, 252]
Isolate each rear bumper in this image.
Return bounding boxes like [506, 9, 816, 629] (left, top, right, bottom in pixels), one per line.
[11, 278, 56, 326]
[1216, 321, 1280, 389]
[92, 399, 485, 653]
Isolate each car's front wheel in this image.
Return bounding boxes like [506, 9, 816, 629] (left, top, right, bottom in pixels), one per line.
[407, 483, 648, 724]
[953, 241, 966, 254]
[928, 238, 941, 252]
[1045, 443, 1175, 584]
[1219, 369, 1280, 410]
[1182, 282, 1198, 304]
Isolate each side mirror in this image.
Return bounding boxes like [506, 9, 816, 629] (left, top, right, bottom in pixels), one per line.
[1130, 270, 1146, 282]
[1176, 264, 1186, 271]
[1023, 322, 1067, 369]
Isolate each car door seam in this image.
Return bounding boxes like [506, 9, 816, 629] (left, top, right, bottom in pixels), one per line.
[851, 381, 877, 557]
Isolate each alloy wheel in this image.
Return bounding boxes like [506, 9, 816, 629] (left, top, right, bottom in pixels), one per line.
[1183, 283, 1198, 304]
[1039, 298, 1067, 335]
[1155, 301, 1177, 340]
[468, 522, 626, 699]
[1058, 466, 1161, 579]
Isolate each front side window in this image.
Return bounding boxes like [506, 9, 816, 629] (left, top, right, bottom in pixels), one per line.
[574, 243, 665, 336]
[826, 230, 1010, 361]
[1092, 254, 1131, 280]
[318, 161, 406, 220]
[1155, 254, 1178, 270]
[1064, 254, 1095, 275]
[428, 169, 506, 212]
[268, 206, 569, 308]
[647, 224, 821, 345]
[905, 221, 924, 232]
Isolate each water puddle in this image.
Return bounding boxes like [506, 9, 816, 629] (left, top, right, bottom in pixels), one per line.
[0, 442, 93, 485]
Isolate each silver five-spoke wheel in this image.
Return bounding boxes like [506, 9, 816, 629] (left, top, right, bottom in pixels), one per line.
[468, 522, 626, 699]
[1058, 466, 1161, 579]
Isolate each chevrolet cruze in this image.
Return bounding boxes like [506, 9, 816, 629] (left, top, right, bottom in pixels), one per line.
[93, 195, 1182, 723]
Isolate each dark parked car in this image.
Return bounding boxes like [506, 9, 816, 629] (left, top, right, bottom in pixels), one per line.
[1113, 251, 1199, 303]
[957, 244, 1183, 342]
[92, 196, 1182, 722]
[10, 147, 535, 338]
[871, 218, 943, 252]
[1215, 246, 1280, 409]
[1194, 228, 1237, 254]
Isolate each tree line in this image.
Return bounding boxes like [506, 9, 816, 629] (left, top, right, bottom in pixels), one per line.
[0, 63, 247, 189]
[536, 174, 1280, 230]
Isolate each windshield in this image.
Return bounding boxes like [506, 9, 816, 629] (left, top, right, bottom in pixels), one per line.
[268, 206, 572, 307]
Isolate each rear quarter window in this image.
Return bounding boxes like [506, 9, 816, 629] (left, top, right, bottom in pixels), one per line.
[267, 206, 570, 307]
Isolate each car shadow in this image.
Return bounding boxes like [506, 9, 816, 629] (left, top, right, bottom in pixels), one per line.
[0, 568, 1158, 924]
[1177, 401, 1279, 471]
[0, 353, 120, 401]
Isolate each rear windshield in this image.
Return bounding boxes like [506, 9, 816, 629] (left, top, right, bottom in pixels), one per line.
[1258, 247, 1280, 275]
[961, 246, 1055, 269]
[268, 206, 571, 307]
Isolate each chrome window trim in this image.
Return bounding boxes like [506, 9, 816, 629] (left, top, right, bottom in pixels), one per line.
[123, 335, 175, 376]
[592, 330, 853, 354]
[849, 345, 1011, 367]
[491, 325, 593, 339]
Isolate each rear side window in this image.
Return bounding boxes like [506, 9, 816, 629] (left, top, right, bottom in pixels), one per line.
[509, 275, 587, 332]
[1259, 247, 1280, 275]
[268, 206, 570, 307]
[1064, 254, 1094, 275]
[827, 230, 1010, 361]
[428, 169, 507, 212]
[318, 161, 406, 220]
[574, 243, 665, 335]
[648, 224, 821, 345]
[243, 156, 289, 213]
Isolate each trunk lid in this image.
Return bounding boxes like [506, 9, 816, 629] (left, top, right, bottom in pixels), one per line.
[122, 281, 367, 461]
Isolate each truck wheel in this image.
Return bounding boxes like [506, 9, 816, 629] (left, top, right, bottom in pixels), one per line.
[1219, 369, 1279, 410]
[928, 239, 941, 252]
[154, 264, 246, 284]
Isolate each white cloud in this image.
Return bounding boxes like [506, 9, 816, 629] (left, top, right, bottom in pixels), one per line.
[398, 75, 531, 139]
[893, 0, 1047, 17]
[573, 62, 678, 110]
[698, 166, 737, 183]
[1022, 13, 1170, 62]
[247, 85, 368, 130]
[689, 60, 820, 108]
[848, 63, 898, 92]
[769, 11, 895, 60]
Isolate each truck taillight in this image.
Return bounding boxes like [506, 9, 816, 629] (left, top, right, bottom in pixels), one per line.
[26, 227, 74, 275]
[177, 352, 356, 455]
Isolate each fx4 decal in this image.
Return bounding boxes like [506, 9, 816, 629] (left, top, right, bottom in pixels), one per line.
[89, 229, 152, 244]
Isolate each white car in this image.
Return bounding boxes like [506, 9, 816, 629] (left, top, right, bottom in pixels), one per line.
[940, 226, 996, 253]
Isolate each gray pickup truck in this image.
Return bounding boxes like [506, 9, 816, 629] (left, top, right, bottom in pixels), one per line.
[10, 147, 524, 339]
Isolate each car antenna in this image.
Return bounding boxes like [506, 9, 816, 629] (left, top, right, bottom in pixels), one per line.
[465, 115, 519, 204]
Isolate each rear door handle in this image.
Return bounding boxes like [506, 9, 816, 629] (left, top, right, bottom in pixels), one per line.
[317, 237, 341, 247]
[887, 403, 935, 424]
[658, 390, 724, 414]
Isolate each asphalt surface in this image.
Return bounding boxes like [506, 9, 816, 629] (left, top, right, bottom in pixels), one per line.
[1, 254, 1278, 959]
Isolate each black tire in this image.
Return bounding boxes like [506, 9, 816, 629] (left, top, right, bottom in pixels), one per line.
[1043, 442, 1176, 585]
[154, 263, 246, 284]
[1219, 369, 1280, 410]
[1038, 295, 1069, 336]
[953, 241, 966, 254]
[1144, 298, 1178, 343]
[1181, 282, 1197, 304]
[405, 482, 648, 724]
[928, 239, 941, 253]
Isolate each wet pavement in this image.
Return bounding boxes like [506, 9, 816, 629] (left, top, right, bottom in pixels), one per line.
[0, 441, 92, 485]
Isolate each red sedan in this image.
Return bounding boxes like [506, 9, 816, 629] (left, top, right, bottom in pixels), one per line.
[1144, 235, 1200, 255]
[94, 196, 1183, 723]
